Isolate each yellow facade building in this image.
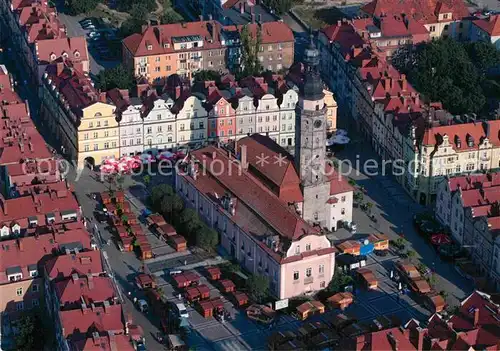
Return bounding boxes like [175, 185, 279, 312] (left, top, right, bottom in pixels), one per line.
[78, 102, 120, 168]
[324, 89, 338, 132]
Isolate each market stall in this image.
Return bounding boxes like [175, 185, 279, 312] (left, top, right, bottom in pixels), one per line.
[219, 279, 236, 293]
[357, 268, 378, 290]
[206, 267, 221, 281]
[367, 233, 389, 251]
[169, 235, 187, 252]
[197, 298, 224, 318]
[327, 292, 354, 310]
[231, 291, 249, 307]
[139, 243, 153, 260]
[146, 213, 167, 227]
[158, 223, 177, 238]
[136, 273, 157, 290]
[115, 225, 128, 238]
[295, 301, 325, 320]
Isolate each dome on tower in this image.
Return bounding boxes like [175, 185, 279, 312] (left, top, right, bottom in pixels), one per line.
[300, 33, 324, 101]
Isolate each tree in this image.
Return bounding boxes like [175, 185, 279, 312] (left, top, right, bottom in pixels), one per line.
[246, 274, 269, 303]
[15, 313, 45, 351]
[65, 0, 98, 15]
[262, 0, 293, 15]
[95, 64, 136, 91]
[143, 175, 151, 188]
[161, 9, 184, 24]
[239, 25, 263, 77]
[353, 192, 364, 203]
[406, 250, 417, 262]
[148, 184, 183, 218]
[196, 224, 219, 250]
[177, 208, 203, 240]
[193, 70, 222, 84]
[392, 39, 498, 115]
[327, 268, 354, 293]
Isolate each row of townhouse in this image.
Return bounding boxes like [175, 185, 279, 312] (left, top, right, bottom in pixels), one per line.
[122, 19, 295, 84]
[0, 0, 90, 87]
[39, 60, 337, 169]
[0, 59, 139, 351]
[436, 173, 500, 291]
[316, 0, 500, 206]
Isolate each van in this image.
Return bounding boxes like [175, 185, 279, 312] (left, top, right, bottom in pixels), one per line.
[174, 303, 189, 318]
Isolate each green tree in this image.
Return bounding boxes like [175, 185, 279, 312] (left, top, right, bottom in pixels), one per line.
[246, 274, 269, 303]
[392, 39, 494, 114]
[193, 70, 222, 84]
[327, 268, 354, 293]
[161, 9, 184, 24]
[15, 313, 45, 351]
[148, 184, 183, 218]
[177, 208, 203, 240]
[262, 0, 293, 15]
[65, 0, 98, 15]
[143, 175, 151, 187]
[196, 224, 219, 250]
[406, 250, 417, 262]
[239, 25, 263, 77]
[95, 64, 136, 91]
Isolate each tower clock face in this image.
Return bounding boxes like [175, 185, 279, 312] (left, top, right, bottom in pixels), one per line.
[314, 120, 322, 129]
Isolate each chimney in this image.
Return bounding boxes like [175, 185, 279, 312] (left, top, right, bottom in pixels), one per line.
[81, 303, 89, 314]
[17, 238, 24, 251]
[416, 327, 425, 351]
[401, 74, 407, 91]
[473, 308, 480, 327]
[56, 61, 65, 76]
[103, 300, 110, 314]
[71, 273, 79, 282]
[87, 274, 94, 289]
[92, 331, 99, 345]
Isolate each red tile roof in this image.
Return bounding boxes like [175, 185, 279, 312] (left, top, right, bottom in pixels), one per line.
[321, 22, 366, 56]
[474, 15, 500, 37]
[35, 37, 89, 66]
[237, 134, 303, 203]
[361, 0, 469, 24]
[223, 22, 294, 44]
[26, 20, 66, 43]
[186, 146, 318, 242]
[0, 229, 92, 284]
[55, 276, 116, 306]
[0, 191, 80, 225]
[60, 304, 125, 338]
[45, 250, 103, 281]
[123, 21, 225, 57]
[73, 333, 134, 351]
[421, 121, 490, 150]
[46, 62, 103, 117]
[326, 164, 355, 195]
[351, 326, 416, 350]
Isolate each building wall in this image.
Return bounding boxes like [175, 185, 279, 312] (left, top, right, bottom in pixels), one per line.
[324, 89, 337, 132]
[208, 98, 236, 141]
[119, 104, 143, 156]
[176, 95, 208, 146]
[329, 190, 353, 231]
[256, 94, 280, 138]
[258, 42, 294, 72]
[0, 278, 43, 315]
[235, 95, 256, 139]
[464, 210, 494, 278]
[279, 89, 297, 147]
[143, 97, 176, 151]
[281, 235, 335, 298]
[78, 102, 120, 168]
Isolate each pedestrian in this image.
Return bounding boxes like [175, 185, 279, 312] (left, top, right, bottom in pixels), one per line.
[133, 297, 137, 304]
[184, 260, 187, 266]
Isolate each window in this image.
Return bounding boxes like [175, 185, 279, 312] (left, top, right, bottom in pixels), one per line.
[430, 25, 436, 32]
[147, 127, 152, 134]
[84, 144, 89, 152]
[32, 299, 39, 307]
[341, 208, 345, 215]
[88, 122, 93, 128]
[96, 121, 100, 127]
[168, 125, 172, 131]
[443, 13, 449, 19]
[319, 264, 325, 275]
[157, 114, 162, 120]
[306, 268, 312, 277]
[320, 281, 326, 288]
[104, 142, 109, 149]
[16, 287, 23, 296]
[32, 284, 39, 292]
[341, 196, 346, 202]
[16, 302, 24, 311]
[104, 120, 108, 127]
[137, 138, 141, 144]
[30, 270, 38, 277]
[84, 133, 89, 140]
[293, 271, 299, 280]
[155, 57, 160, 62]
[166, 65, 172, 71]
[93, 144, 98, 151]
[157, 126, 162, 132]
[306, 243, 311, 251]
[104, 131, 109, 137]
[466, 163, 474, 171]
[93, 132, 98, 139]
[295, 245, 300, 255]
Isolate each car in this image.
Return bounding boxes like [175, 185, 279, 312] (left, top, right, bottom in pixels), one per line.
[136, 299, 149, 313]
[88, 32, 100, 38]
[174, 303, 189, 318]
[82, 24, 96, 30]
[374, 249, 388, 257]
[79, 19, 94, 26]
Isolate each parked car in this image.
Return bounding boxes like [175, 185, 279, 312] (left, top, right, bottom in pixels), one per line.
[136, 299, 149, 313]
[88, 32, 100, 38]
[82, 24, 96, 30]
[174, 303, 189, 318]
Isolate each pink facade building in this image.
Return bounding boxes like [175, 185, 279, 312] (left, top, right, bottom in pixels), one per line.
[175, 138, 339, 299]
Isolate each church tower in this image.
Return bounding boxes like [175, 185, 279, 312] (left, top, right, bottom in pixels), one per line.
[295, 34, 330, 227]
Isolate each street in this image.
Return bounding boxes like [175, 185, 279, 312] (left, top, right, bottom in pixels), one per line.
[57, 12, 119, 74]
[333, 140, 472, 308]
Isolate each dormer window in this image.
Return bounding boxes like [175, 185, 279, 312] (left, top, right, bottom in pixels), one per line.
[295, 245, 300, 255]
[62, 51, 69, 59]
[147, 45, 153, 51]
[46, 213, 55, 223]
[74, 50, 80, 58]
[467, 135, 474, 147]
[0, 225, 10, 237]
[28, 264, 38, 277]
[7, 266, 23, 282]
[28, 216, 38, 227]
[50, 53, 57, 61]
[163, 43, 170, 48]
[11, 223, 21, 235]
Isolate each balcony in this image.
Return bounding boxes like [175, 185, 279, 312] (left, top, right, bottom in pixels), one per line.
[304, 276, 314, 285]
